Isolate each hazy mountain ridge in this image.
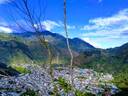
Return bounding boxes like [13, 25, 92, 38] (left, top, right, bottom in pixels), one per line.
[74, 43, 128, 73]
[0, 31, 96, 65]
[0, 31, 128, 73]
[12, 31, 95, 52]
[0, 40, 33, 64]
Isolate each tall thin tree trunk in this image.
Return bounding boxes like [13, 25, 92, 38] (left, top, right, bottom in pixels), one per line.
[64, 0, 74, 85]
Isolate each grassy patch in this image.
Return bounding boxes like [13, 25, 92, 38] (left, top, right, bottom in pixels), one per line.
[12, 65, 31, 74]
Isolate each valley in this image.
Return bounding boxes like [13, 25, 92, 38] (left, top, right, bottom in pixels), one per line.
[0, 32, 128, 96]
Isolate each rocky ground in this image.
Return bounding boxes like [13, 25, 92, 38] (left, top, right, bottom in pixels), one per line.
[0, 64, 118, 96]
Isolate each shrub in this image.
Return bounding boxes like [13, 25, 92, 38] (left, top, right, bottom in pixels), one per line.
[12, 65, 31, 74]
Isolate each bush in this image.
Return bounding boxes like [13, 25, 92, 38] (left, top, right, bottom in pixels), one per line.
[57, 77, 72, 93]
[12, 65, 31, 74]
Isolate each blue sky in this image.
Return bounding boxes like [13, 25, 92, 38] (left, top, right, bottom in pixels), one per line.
[0, 0, 128, 48]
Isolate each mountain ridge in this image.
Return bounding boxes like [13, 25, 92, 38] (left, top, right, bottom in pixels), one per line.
[0, 31, 128, 73]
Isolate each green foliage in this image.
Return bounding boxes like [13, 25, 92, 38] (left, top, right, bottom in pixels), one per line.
[79, 56, 125, 73]
[52, 85, 61, 96]
[112, 66, 128, 96]
[112, 67, 128, 89]
[12, 65, 31, 74]
[0, 33, 13, 41]
[75, 90, 94, 96]
[57, 77, 72, 93]
[57, 77, 95, 96]
[9, 51, 32, 65]
[0, 33, 24, 42]
[21, 89, 38, 96]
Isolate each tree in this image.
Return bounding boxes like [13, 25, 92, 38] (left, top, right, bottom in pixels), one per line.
[8, 0, 53, 75]
[64, 0, 74, 85]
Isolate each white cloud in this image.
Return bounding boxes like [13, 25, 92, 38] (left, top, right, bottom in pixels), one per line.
[0, 26, 12, 33]
[0, 18, 13, 33]
[82, 37, 102, 48]
[42, 20, 61, 31]
[41, 20, 76, 31]
[0, 19, 76, 33]
[82, 9, 128, 31]
[81, 9, 128, 48]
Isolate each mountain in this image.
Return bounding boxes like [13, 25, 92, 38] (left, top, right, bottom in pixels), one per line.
[0, 31, 128, 73]
[0, 40, 33, 64]
[12, 31, 96, 60]
[12, 31, 95, 52]
[107, 43, 128, 63]
[70, 38, 95, 52]
[0, 31, 96, 65]
[74, 43, 128, 73]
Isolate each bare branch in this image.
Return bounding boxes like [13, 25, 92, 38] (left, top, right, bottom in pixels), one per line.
[64, 0, 74, 85]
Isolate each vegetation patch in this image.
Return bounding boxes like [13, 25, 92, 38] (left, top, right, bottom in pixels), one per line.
[12, 65, 31, 74]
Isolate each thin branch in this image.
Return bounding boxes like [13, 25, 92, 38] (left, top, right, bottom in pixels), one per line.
[64, 0, 74, 85]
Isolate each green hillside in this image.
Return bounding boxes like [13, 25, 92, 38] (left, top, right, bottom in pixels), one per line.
[0, 32, 128, 74]
[74, 44, 128, 73]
